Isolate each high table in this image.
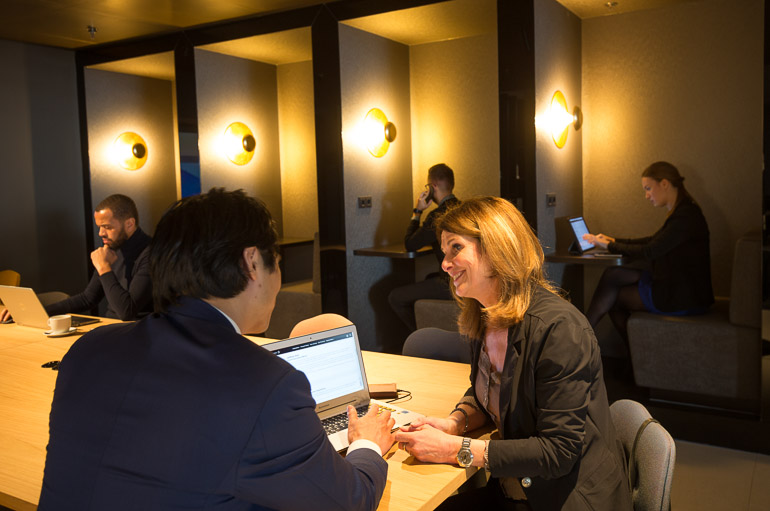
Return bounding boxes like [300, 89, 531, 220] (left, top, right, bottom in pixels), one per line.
[353, 243, 433, 259]
[0, 321, 477, 511]
[544, 251, 630, 311]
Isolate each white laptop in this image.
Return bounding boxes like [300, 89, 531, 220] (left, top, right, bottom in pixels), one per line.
[263, 324, 423, 452]
[0, 285, 100, 329]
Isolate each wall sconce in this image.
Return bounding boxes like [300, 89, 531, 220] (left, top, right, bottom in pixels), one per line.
[363, 108, 397, 158]
[113, 132, 147, 170]
[549, 90, 582, 149]
[222, 122, 256, 165]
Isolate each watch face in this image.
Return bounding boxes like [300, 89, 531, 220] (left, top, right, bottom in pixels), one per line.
[457, 449, 473, 467]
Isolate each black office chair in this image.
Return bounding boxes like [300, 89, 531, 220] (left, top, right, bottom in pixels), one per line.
[402, 328, 471, 364]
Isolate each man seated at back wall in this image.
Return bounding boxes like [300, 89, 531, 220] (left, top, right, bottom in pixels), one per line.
[46, 193, 152, 321]
[388, 163, 460, 333]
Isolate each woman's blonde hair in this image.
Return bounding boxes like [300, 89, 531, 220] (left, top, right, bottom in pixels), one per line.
[436, 196, 556, 339]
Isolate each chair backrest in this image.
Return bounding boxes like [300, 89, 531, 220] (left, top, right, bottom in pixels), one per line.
[610, 399, 675, 511]
[402, 327, 471, 364]
[289, 313, 352, 338]
[729, 233, 761, 328]
[37, 291, 70, 307]
[0, 270, 21, 287]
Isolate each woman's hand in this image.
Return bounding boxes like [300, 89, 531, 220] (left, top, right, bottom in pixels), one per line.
[583, 233, 615, 249]
[401, 415, 463, 436]
[394, 423, 461, 464]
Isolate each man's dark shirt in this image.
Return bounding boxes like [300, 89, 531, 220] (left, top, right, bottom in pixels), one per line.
[46, 228, 152, 320]
[405, 194, 459, 267]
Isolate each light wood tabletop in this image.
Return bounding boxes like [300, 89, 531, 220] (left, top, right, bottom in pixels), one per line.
[0, 322, 478, 511]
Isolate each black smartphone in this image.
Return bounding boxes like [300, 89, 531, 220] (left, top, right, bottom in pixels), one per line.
[424, 184, 434, 204]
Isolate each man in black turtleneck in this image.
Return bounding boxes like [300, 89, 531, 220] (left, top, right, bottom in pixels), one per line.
[46, 194, 152, 321]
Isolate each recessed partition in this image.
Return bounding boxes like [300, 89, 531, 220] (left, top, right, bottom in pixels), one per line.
[339, 0, 499, 351]
[197, 27, 317, 238]
[84, 54, 178, 240]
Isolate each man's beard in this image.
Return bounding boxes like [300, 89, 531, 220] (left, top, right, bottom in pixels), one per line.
[108, 228, 129, 250]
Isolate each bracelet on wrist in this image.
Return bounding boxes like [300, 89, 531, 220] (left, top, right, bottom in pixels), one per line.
[413, 208, 423, 214]
[450, 407, 469, 434]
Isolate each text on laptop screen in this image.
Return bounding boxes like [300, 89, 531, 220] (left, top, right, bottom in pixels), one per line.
[569, 217, 594, 252]
[269, 332, 365, 404]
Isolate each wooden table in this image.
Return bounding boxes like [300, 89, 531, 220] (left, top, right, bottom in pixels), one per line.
[0, 322, 477, 511]
[0, 318, 120, 510]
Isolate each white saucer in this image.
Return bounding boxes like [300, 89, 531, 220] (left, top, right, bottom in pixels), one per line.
[44, 327, 78, 337]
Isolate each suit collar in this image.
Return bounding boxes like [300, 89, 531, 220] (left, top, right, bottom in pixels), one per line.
[167, 297, 237, 332]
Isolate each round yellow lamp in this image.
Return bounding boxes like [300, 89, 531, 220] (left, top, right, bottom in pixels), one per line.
[549, 90, 582, 149]
[113, 132, 147, 170]
[363, 108, 397, 158]
[223, 122, 256, 165]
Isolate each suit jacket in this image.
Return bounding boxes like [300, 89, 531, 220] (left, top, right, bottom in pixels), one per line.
[466, 287, 632, 511]
[608, 198, 714, 312]
[405, 194, 459, 266]
[38, 298, 387, 510]
[46, 228, 153, 320]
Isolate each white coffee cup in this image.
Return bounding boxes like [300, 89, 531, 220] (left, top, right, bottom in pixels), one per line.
[48, 314, 71, 334]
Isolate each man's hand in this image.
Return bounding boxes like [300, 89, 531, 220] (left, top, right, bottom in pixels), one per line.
[91, 246, 117, 275]
[0, 308, 11, 323]
[347, 404, 395, 456]
[415, 190, 431, 212]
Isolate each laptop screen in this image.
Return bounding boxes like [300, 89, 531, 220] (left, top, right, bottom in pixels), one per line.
[268, 329, 365, 405]
[568, 217, 595, 253]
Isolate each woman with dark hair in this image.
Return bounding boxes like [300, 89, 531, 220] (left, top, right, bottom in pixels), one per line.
[582, 161, 714, 340]
[394, 197, 632, 511]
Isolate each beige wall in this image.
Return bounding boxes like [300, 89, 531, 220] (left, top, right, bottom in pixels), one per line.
[277, 60, 318, 238]
[582, 0, 763, 296]
[340, 24, 414, 351]
[195, 49, 283, 234]
[409, 31, 500, 202]
[534, 0, 582, 261]
[85, 69, 178, 239]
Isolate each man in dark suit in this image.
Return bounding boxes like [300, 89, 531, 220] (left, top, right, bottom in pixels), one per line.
[38, 188, 395, 510]
[388, 163, 460, 333]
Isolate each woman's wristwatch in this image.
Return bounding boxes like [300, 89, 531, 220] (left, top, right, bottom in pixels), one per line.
[456, 437, 473, 467]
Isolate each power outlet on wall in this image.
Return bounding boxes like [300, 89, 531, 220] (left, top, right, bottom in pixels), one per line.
[358, 196, 372, 208]
[546, 193, 556, 208]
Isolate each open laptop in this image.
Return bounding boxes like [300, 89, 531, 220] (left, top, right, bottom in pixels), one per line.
[0, 285, 100, 329]
[263, 324, 423, 452]
[567, 217, 619, 257]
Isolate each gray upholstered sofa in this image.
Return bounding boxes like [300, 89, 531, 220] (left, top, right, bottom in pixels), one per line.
[626, 233, 761, 409]
[264, 233, 321, 339]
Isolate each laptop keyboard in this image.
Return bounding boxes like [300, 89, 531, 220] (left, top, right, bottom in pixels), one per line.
[320, 403, 398, 435]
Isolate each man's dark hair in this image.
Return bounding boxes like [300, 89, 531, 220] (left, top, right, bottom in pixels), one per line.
[150, 188, 279, 312]
[428, 163, 455, 190]
[96, 194, 139, 224]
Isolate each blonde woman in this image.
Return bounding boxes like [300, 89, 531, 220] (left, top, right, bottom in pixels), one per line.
[395, 197, 631, 511]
